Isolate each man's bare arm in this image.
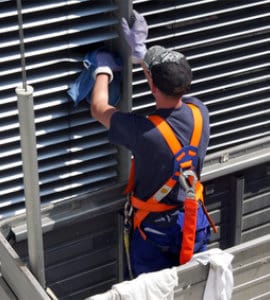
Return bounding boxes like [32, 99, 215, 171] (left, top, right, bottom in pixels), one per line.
[90, 73, 118, 129]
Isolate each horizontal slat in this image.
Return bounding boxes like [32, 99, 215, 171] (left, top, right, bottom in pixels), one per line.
[0, 123, 109, 157]
[0, 0, 95, 18]
[0, 175, 118, 213]
[0, 174, 118, 219]
[241, 223, 270, 242]
[242, 206, 270, 230]
[233, 273, 270, 300]
[49, 261, 117, 296]
[243, 192, 270, 214]
[0, 154, 117, 196]
[141, 1, 269, 18]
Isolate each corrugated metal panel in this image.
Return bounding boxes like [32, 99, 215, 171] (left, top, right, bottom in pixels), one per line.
[44, 215, 119, 299]
[0, 0, 120, 219]
[242, 162, 270, 242]
[132, 0, 270, 153]
[203, 177, 231, 249]
[205, 161, 270, 249]
[14, 210, 121, 299]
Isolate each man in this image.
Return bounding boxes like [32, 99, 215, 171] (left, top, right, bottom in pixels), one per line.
[91, 12, 211, 277]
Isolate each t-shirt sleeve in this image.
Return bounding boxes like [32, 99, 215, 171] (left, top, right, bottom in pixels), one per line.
[108, 111, 139, 150]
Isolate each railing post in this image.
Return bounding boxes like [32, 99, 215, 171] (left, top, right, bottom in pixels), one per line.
[16, 85, 46, 289]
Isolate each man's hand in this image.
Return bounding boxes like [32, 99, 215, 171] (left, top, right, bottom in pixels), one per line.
[94, 50, 122, 82]
[121, 10, 148, 64]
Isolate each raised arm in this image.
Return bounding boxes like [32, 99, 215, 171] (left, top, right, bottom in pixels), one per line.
[91, 73, 117, 129]
[90, 51, 121, 128]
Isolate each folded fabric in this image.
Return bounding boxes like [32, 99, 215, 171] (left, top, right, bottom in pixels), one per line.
[67, 47, 122, 107]
[191, 248, 234, 300]
[112, 267, 177, 300]
[89, 289, 120, 300]
[89, 267, 178, 300]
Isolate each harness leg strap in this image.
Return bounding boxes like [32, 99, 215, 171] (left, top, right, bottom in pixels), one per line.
[132, 196, 178, 240]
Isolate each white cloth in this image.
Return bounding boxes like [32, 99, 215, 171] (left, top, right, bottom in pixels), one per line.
[89, 289, 119, 300]
[191, 248, 234, 300]
[89, 267, 178, 300]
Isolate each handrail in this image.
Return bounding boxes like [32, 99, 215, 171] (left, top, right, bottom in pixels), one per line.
[0, 231, 50, 300]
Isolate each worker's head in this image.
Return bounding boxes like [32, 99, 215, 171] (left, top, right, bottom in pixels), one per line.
[144, 45, 192, 98]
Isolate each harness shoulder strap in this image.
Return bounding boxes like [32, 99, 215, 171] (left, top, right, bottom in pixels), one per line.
[148, 103, 203, 153]
[187, 103, 203, 148]
[147, 115, 182, 155]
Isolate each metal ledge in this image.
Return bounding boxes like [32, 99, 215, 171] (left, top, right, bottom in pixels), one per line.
[202, 136, 270, 182]
[1, 183, 126, 242]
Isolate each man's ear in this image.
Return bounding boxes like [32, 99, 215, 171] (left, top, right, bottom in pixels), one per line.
[145, 70, 156, 94]
[151, 80, 158, 94]
[142, 63, 154, 90]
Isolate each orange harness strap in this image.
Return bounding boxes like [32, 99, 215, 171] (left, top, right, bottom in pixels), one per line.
[149, 104, 203, 153]
[124, 158, 135, 195]
[125, 104, 217, 251]
[180, 196, 198, 264]
[131, 195, 178, 240]
[149, 104, 204, 264]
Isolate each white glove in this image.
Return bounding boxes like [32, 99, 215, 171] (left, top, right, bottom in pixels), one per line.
[93, 50, 122, 82]
[121, 10, 148, 64]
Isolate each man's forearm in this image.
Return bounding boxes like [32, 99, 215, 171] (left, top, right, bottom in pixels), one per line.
[91, 74, 117, 129]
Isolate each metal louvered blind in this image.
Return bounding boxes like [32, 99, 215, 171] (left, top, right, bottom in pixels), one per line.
[0, 0, 269, 220]
[132, 0, 270, 153]
[0, 0, 120, 219]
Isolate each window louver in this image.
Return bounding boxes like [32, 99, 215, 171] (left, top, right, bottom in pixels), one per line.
[0, 0, 120, 219]
[132, 0, 270, 153]
[0, 0, 269, 220]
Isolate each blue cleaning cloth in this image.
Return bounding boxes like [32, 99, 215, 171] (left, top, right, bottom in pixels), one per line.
[67, 48, 122, 107]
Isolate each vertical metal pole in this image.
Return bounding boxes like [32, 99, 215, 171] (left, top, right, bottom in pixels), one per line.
[113, 0, 134, 282]
[117, 213, 124, 282]
[231, 176, 244, 246]
[16, 0, 27, 90]
[113, 0, 133, 183]
[16, 0, 46, 289]
[16, 86, 46, 289]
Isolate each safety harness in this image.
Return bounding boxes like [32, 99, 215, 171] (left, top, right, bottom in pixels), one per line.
[124, 103, 217, 267]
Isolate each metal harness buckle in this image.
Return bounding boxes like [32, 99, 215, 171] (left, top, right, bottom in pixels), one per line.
[178, 169, 198, 200]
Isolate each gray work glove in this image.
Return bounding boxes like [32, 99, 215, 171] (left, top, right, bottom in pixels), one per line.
[121, 10, 148, 64]
[94, 51, 122, 82]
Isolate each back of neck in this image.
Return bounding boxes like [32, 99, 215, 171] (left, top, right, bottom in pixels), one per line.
[156, 98, 182, 109]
